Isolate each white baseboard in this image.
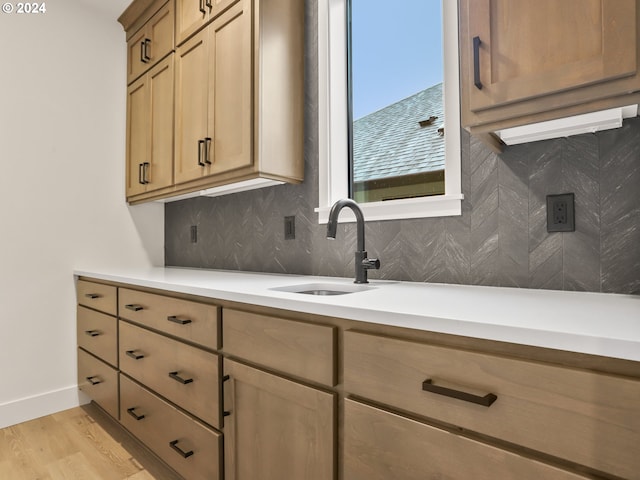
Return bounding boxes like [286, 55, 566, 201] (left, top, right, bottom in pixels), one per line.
[0, 385, 90, 429]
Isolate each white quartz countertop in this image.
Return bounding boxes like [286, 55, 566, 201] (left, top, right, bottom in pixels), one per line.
[74, 267, 640, 362]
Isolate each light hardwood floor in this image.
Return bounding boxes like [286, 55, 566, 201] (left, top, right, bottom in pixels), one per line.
[0, 403, 179, 480]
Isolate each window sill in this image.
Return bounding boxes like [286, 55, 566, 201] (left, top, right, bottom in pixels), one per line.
[315, 194, 463, 224]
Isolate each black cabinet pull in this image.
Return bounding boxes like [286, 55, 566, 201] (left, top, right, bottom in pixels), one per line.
[126, 407, 145, 421]
[141, 162, 150, 184]
[86, 376, 101, 386]
[204, 137, 212, 165]
[84, 293, 101, 299]
[143, 38, 151, 62]
[169, 371, 193, 385]
[125, 304, 143, 312]
[84, 330, 101, 337]
[422, 379, 497, 407]
[167, 315, 192, 325]
[473, 36, 483, 90]
[198, 0, 205, 14]
[169, 439, 194, 459]
[197, 139, 205, 166]
[126, 350, 145, 360]
[205, 0, 212, 9]
[140, 41, 148, 64]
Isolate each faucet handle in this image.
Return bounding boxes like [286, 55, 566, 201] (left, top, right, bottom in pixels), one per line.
[362, 258, 380, 270]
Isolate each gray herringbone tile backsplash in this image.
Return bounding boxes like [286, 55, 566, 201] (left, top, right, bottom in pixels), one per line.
[165, 0, 640, 295]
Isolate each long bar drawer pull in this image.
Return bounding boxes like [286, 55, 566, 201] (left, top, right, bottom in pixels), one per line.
[422, 379, 497, 407]
[125, 304, 143, 312]
[169, 371, 194, 385]
[126, 407, 145, 421]
[473, 36, 483, 90]
[167, 315, 192, 325]
[86, 376, 102, 386]
[84, 293, 101, 299]
[84, 330, 101, 337]
[125, 350, 145, 360]
[169, 440, 194, 459]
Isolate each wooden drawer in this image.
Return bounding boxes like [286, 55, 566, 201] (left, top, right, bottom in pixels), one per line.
[120, 374, 221, 480]
[119, 288, 220, 350]
[344, 399, 589, 480]
[344, 331, 640, 479]
[77, 306, 117, 367]
[119, 321, 220, 428]
[78, 348, 118, 419]
[223, 309, 336, 386]
[77, 280, 117, 316]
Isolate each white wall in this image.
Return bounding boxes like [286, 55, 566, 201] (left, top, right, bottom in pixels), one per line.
[0, 0, 164, 428]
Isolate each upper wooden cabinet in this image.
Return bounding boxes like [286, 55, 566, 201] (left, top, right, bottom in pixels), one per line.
[174, 1, 252, 185]
[119, 0, 304, 204]
[126, 55, 174, 197]
[459, 0, 640, 133]
[175, 0, 239, 46]
[125, 0, 174, 85]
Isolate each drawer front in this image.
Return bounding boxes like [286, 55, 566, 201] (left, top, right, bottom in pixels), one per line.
[344, 399, 589, 480]
[223, 309, 336, 386]
[78, 348, 118, 419]
[119, 288, 219, 350]
[77, 306, 117, 367]
[120, 374, 221, 480]
[344, 331, 640, 479]
[119, 321, 220, 428]
[77, 280, 117, 316]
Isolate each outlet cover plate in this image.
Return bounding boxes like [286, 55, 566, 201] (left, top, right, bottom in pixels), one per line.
[546, 193, 575, 232]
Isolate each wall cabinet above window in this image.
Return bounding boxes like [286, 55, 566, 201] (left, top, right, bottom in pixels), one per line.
[459, 0, 640, 146]
[119, 0, 304, 205]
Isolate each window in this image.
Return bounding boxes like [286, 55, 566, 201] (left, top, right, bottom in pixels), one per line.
[317, 0, 462, 223]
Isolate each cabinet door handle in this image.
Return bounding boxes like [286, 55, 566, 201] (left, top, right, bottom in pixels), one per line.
[84, 293, 101, 299]
[205, 0, 212, 9]
[125, 304, 143, 311]
[126, 407, 146, 421]
[169, 371, 194, 385]
[86, 376, 101, 386]
[199, 0, 206, 14]
[125, 350, 145, 360]
[84, 330, 101, 337]
[473, 36, 483, 90]
[167, 315, 192, 325]
[169, 439, 194, 458]
[142, 162, 150, 184]
[143, 38, 151, 62]
[422, 379, 497, 407]
[140, 41, 148, 64]
[138, 163, 145, 185]
[197, 139, 206, 166]
[204, 137, 212, 165]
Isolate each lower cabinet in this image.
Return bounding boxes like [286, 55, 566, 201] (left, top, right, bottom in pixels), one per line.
[344, 399, 589, 480]
[223, 359, 335, 480]
[77, 348, 119, 420]
[120, 374, 222, 480]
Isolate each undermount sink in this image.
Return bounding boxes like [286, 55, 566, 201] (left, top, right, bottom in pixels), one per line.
[270, 282, 375, 296]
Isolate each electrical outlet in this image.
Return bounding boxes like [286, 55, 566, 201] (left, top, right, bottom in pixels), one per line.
[546, 193, 575, 232]
[284, 216, 295, 240]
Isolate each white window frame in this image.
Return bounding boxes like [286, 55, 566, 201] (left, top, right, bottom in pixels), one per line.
[316, 0, 463, 223]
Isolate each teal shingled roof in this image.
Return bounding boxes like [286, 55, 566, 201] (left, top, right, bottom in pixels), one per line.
[353, 83, 444, 182]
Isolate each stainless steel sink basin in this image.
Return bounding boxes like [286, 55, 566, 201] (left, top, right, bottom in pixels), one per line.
[270, 283, 374, 296]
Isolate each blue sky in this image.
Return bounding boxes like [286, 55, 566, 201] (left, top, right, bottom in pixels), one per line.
[351, 0, 443, 119]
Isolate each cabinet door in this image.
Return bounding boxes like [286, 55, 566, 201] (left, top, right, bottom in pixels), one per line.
[223, 360, 335, 480]
[126, 76, 149, 197]
[175, 28, 211, 184]
[147, 56, 174, 191]
[462, 0, 637, 113]
[207, 0, 252, 175]
[344, 399, 590, 480]
[176, 0, 210, 46]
